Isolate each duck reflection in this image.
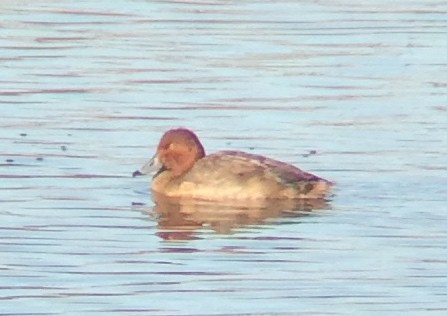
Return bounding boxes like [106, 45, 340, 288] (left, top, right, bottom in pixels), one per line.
[140, 192, 330, 240]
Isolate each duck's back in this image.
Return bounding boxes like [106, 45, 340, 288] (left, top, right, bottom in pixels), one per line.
[175, 150, 331, 200]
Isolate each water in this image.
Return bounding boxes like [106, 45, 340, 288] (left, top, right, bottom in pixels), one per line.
[1, 0, 447, 315]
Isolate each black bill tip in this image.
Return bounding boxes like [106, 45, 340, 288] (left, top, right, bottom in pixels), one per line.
[132, 170, 143, 177]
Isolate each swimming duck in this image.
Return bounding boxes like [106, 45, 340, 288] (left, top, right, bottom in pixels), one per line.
[133, 128, 332, 200]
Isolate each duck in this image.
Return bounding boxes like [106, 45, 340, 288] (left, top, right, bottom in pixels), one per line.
[133, 128, 332, 200]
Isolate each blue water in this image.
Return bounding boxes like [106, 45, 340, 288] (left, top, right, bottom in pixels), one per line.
[1, 1, 447, 315]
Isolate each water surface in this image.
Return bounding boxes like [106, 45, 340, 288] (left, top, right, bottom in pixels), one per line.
[1, 1, 447, 315]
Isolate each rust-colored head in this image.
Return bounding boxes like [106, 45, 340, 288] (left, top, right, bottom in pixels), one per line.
[155, 128, 205, 177]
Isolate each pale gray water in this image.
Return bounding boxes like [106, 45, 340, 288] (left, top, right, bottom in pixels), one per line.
[1, 1, 447, 315]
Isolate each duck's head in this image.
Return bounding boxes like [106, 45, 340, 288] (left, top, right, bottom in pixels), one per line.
[133, 128, 205, 178]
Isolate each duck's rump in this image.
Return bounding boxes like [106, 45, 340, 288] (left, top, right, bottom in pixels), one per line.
[176, 150, 331, 200]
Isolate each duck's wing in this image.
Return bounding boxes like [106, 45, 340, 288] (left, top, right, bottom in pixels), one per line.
[220, 150, 324, 181]
[186, 150, 327, 184]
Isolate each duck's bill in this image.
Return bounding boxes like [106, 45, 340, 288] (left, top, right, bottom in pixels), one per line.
[132, 154, 162, 177]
